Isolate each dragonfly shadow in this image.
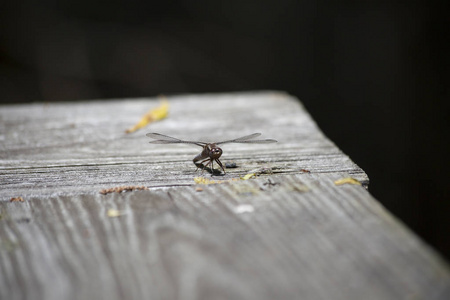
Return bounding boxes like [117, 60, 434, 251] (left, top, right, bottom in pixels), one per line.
[195, 163, 225, 176]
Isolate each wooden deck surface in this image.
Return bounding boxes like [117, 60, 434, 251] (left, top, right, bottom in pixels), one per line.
[1, 91, 449, 300]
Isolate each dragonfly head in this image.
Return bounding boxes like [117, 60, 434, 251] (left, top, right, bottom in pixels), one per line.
[209, 146, 223, 159]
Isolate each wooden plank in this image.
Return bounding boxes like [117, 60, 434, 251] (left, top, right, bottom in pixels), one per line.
[1, 92, 449, 300]
[1, 174, 449, 300]
[0, 91, 367, 200]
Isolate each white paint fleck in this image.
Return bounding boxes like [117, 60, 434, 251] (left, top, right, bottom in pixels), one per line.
[234, 204, 255, 214]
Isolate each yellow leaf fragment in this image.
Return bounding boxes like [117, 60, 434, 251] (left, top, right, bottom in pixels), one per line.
[334, 177, 361, 186]
[240, 173, 256, 180]
[194, 177, 220, 184]
[107, 209, 123, 217]
[194, 177, 239, 185]
[125, 98, 169, 133]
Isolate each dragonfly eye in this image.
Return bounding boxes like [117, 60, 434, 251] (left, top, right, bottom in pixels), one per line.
[210, 147, 222, 158]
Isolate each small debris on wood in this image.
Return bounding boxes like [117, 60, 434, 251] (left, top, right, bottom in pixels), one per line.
[10, 197, 25, 202]
[263, 178, 279, 187]
[240, 173, 256, 180]
[107, 209, 124, 218]
[225, 162, 237, 168]
[125, 97, 169, 133]
[300, 169, 311, 173]
[194, 177, 220, 184]
[240, 167, 275, 180]
[249, 167, 274, 175]
[233, 204, 255, 214]
[16, 217, 31, 224]
[334, 177, 361, 186]
[194, 177, 239, 185]
[234, 185, 260, 196]
[100, 186, 148, 195]
[195, 187, 204, 192]
[288, 183, 310, 193]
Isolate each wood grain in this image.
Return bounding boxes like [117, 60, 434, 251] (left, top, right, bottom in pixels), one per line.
[0, 91, 366, 200]
[0, 92, 449, 300]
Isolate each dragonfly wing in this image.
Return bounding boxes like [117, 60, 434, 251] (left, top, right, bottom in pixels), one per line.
[232, 139, 278, 144]
[146, 133, 183, 143]
[216, 133, 277, 144]
[146, 133, 206, 146]
[216, 133, 260, 144]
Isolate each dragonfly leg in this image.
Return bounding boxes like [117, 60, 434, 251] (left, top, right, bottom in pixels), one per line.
[195, 158, 213, 174]
[201, 159, 213, 174]
[195, 158, 210, 172]
[215, 158, 226, 174]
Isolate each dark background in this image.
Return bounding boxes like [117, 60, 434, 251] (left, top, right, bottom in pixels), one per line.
[1, 1, 449, 258]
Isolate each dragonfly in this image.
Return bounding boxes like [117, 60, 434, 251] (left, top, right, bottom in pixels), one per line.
[146, 132, 277, 174]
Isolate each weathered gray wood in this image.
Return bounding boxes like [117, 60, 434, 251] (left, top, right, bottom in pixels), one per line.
[0, 92, 449, 300]
[0, 91, 367, 200]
